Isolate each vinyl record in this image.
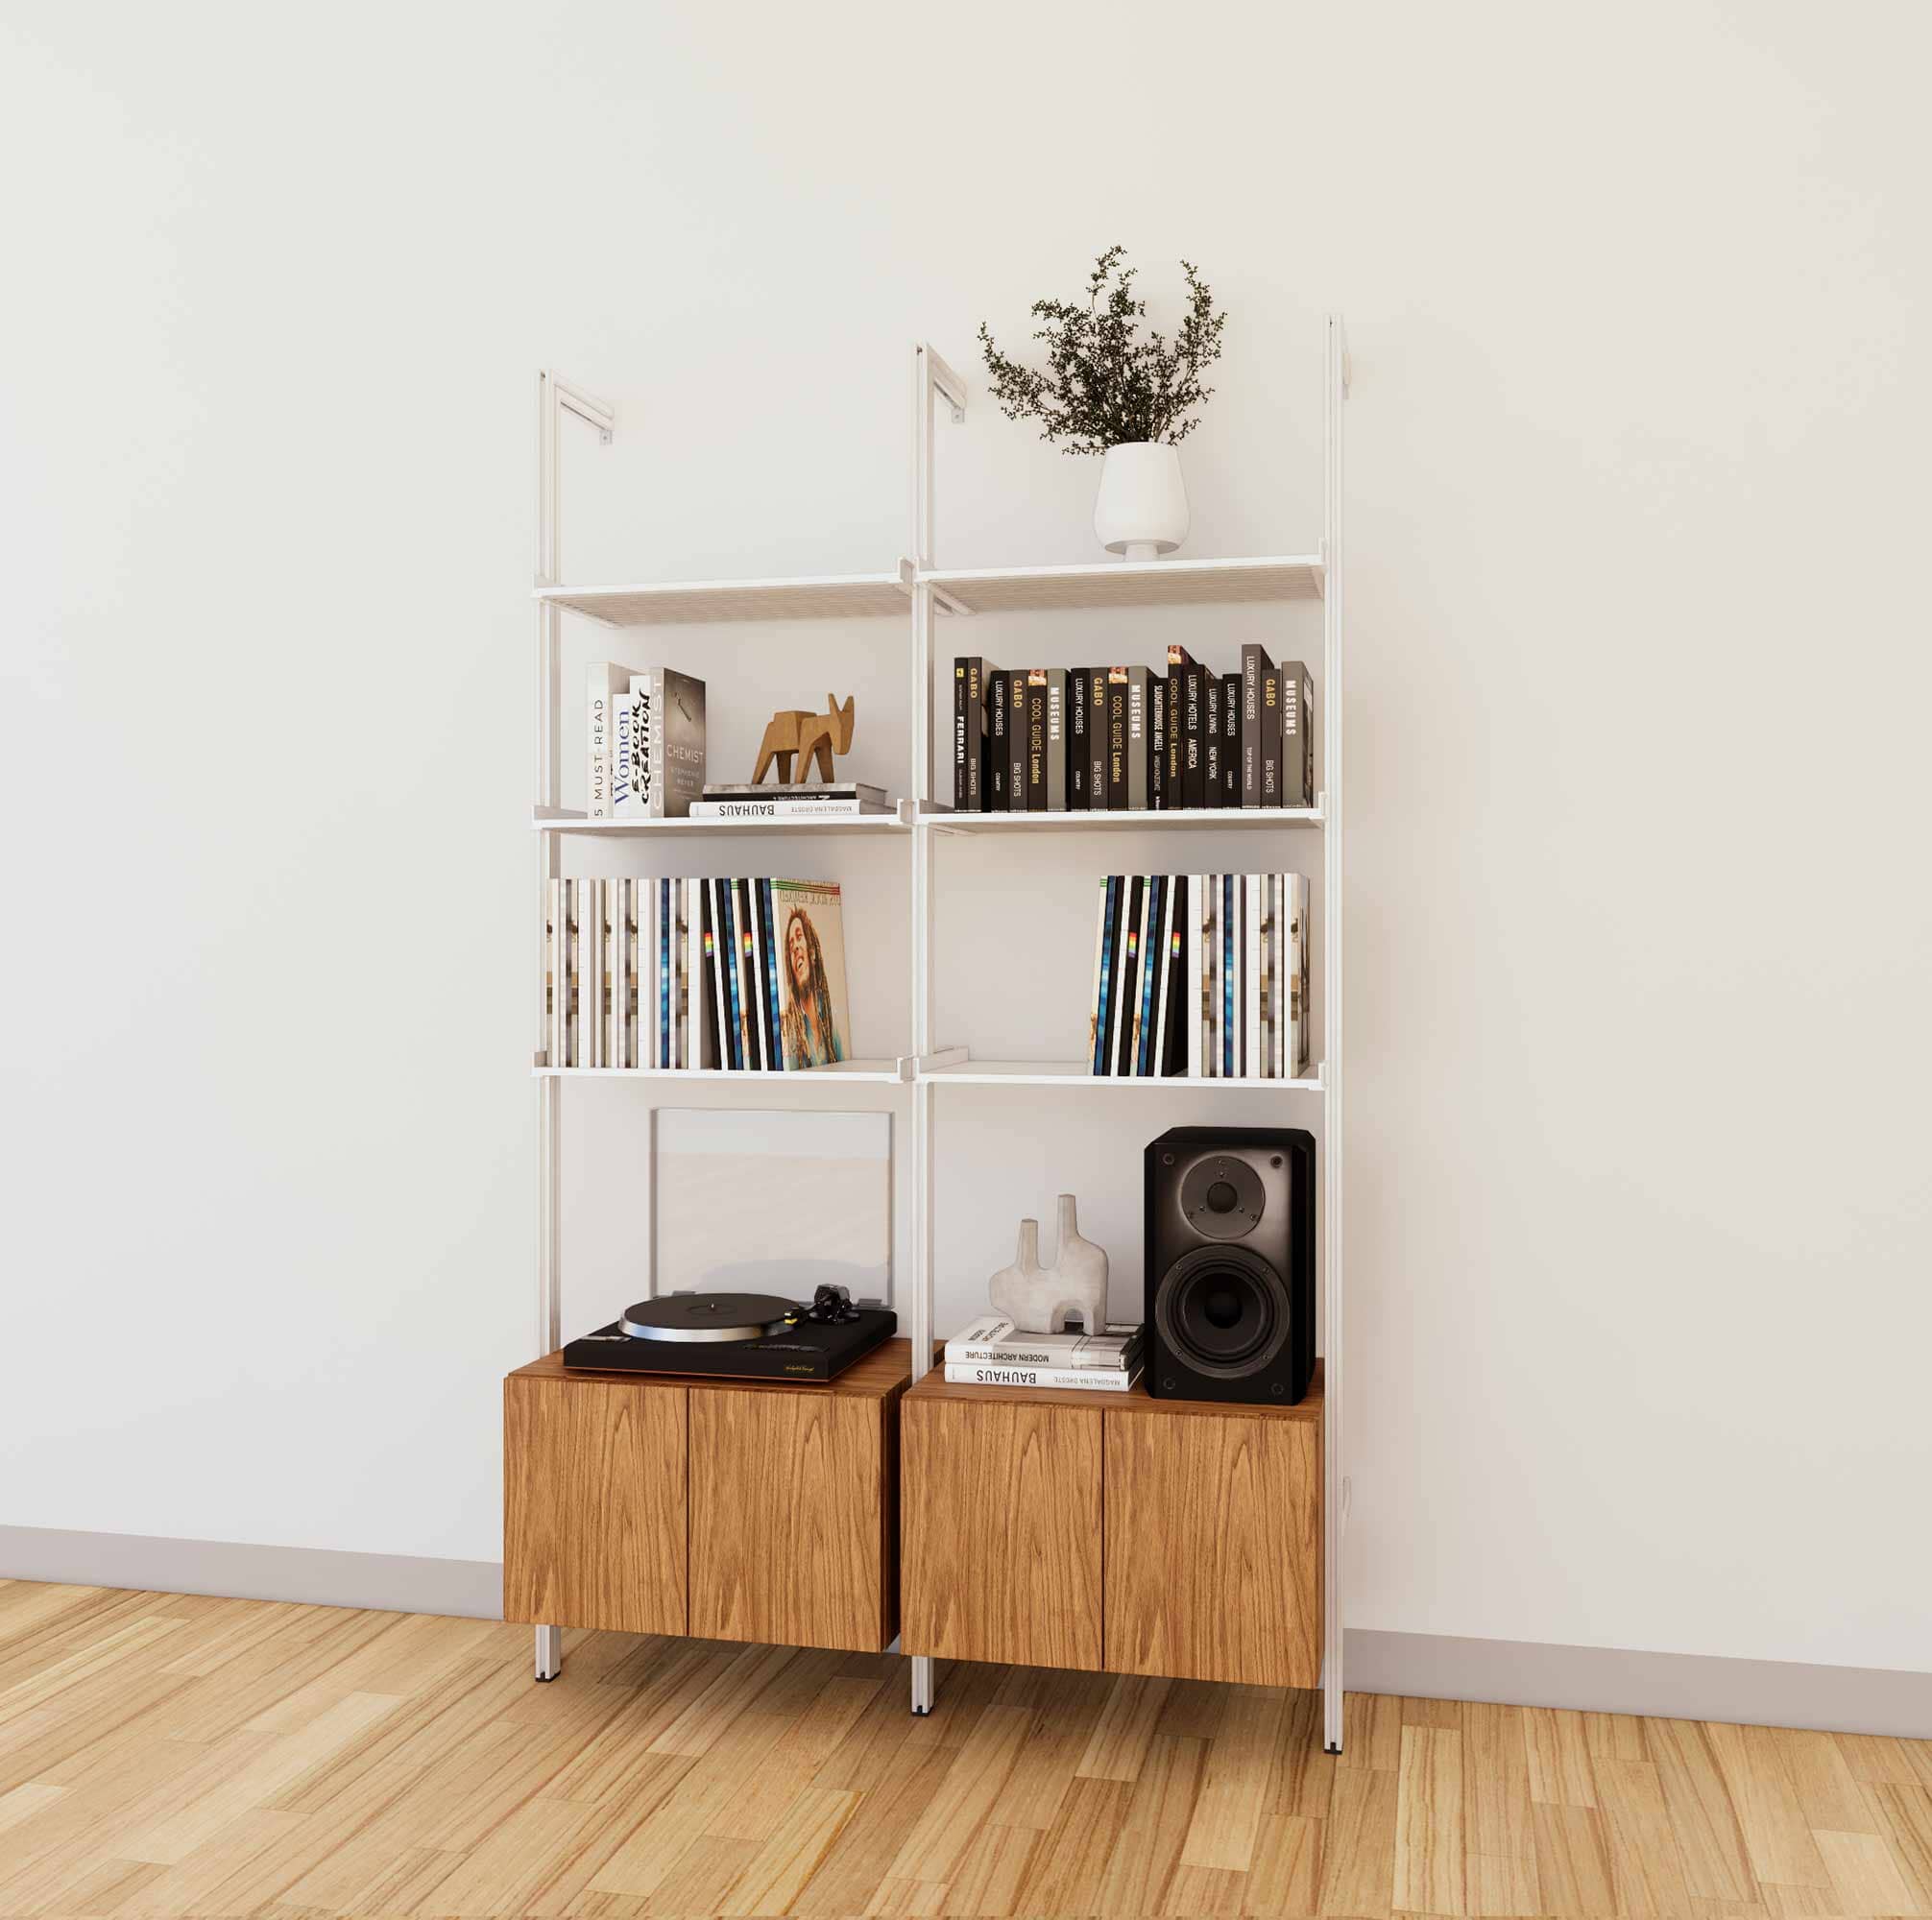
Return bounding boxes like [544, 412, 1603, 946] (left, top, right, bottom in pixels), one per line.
[617, 1293, 798, 1344]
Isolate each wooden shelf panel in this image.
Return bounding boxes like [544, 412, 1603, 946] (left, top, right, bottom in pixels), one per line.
[907, 1359, 1322, 1425]
[537, 571, 910, 626]
[920, 803, 1322, 834]
[922, 1059, 1323, 1092]
[920, 553, 1323, 614]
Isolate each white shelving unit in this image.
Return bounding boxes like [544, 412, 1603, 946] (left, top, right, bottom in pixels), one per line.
[530, 322, 1348, 1749]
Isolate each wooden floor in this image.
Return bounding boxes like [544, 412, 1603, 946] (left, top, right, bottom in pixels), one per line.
[2, 1583, 1929, 1917]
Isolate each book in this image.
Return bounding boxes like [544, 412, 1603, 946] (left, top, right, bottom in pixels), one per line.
[1068, 669, 1091, 808]
[684, 877, 706, 1068]
[544, 877, 563, 1067]
[987, 669, 1009, 810]
[954, 659, 987, 812]
[1151, 872, 1180, 1076]
[1220, 673, 1242, 806]
[1260, 875, 1276, 1080]
[1088, 876, 1118, 1077]
[1025, 669, 1049, 812]
[772, 879, 851, 1068]
[1165, 646, 1188, 807]
[942, 1362, 1142, 1392]
[1045, 668, 1068, 812]
[1222, 873, 1237, 1075]
[1282, 660, 1316, 805]
[1088, 667, 1109, 811]
[1125, 665, 1151, 810]
[1200, 873, 1217, 1078]
[704, 781, 886, 802]
[1244, 874, 1263, 1078]
[688, 799, 891, 819]
[565, 878, 584, 1068]
[587, 663, 632, 819]
[1260, 664, 1283, 805]
[1136, 875, 1166, 1076]
[1202, 675, 1222, 804]
[760, 880, 783, 1071]
[1008, 671, 1028, 813]
[738, 878, 766, 1071]
[1241, 645, 1275, 808]
[1186, 876, 1203, 1079]
[1165, 880, 1188, 1075]
[1148, 675, 1168, 810]
[628, 668, 708, 818]
[601, 878, 621, 1069]
[1114, 876, 1146, 1077]
[1106, 668, 1129, 810]
[1288, 872, 1311, 1076]
[944, 1316, 1144, 1368]
[1181, 656, 1206, 809]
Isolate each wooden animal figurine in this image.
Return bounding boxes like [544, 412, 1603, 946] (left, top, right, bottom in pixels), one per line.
[753, 694, 856, 785]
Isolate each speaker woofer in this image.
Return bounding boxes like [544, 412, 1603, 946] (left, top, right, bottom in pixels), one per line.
[1153, 1243, 1292, 1380]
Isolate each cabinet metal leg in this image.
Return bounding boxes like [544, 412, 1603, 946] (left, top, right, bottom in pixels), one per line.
[534, 1623, 563, 1681]
[910, 1653, 933, 1716]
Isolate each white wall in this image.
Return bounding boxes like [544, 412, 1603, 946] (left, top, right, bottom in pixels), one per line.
[4, 0, 1928, 1676]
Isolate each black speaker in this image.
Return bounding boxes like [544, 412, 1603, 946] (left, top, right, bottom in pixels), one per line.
[1144, 1126, 1315, 1404]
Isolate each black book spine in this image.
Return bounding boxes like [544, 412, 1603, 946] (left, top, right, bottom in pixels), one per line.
[1221, 673, 1242, 806]
[1106, 669, 1129, 810]
[1025, 673, 1048, 812]
[1089, 668, 1110, 810]
[1241, 644, 1270, 808]
[954, 660, 968, 811]
[1202, 676, 1222, 805]
[1091, 875, 1120, 1073]
[1126, 666, 1151, 811]
[987, 670, 1009, 810]
[1046, 668, 1068, 811]
[1069, 669, 1090, 808]
[1114, 875, 1145, 1076]
[1165, 876, 1189, 1074]
[1182, 661, 1205, 809]
[1260, 664, 1282, 806]
[1009, 672, 1028, 813]
[1165, 650, 1186, 807]
[965, 659, 988, 811]
[1148, 676, 1167, 810]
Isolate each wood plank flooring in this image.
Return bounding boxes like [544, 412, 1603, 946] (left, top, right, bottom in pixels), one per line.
[1, 1580, 1928, 1916]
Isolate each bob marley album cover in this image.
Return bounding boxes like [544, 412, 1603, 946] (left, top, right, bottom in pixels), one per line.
[771, 879, 851, 1069]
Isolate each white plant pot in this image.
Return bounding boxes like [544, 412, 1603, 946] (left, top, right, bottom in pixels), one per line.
[1094, 441, 1190, 561]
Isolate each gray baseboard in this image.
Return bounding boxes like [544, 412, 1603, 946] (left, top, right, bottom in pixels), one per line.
[1347, 1626, 1932, 1739]
[0, 1525, 501, 1621]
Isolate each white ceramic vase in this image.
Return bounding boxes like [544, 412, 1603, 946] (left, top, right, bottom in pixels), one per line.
[1093, 441, 1189, 561]
[987, 1195, 1110, 1334]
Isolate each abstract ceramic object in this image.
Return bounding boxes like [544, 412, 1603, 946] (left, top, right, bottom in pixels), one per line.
[987, 1194, 1110, 1333]
[1093, 442, 1190, 560]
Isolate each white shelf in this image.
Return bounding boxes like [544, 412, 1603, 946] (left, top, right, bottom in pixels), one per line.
[921, 1058, 1324, 1092]
[535, 1059, 906, 1084]
[534, 805, 911, 838]
[536, 570, 911, 626]
[919, 801, 1323, 834]
[919, 553, 1323, 615]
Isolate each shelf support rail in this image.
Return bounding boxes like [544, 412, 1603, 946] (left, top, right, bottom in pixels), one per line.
[532, 369, 614, 1683]
[1320, 315, 1348, 1751]
[908, 342, 965, 1716]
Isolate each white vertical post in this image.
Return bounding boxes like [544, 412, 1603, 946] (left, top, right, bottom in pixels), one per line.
[1320, 317, 1348, 1751]
[532, 370, 612, 1684]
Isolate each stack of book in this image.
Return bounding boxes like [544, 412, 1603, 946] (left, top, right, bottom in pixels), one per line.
[1087, 873, 1312, 1080]
[952, 646, 1313, 813]
[543, 876, 853, 1072]
[588, 663, 707, 819]
[942, 1316, 1145, 1392]
[693, 781, 890, 821]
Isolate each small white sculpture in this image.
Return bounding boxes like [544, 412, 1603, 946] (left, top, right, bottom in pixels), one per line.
[988, 1194, 1109, 1334]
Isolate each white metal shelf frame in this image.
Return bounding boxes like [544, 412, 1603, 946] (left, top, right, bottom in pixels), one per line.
[529, 328, 1347, 1743]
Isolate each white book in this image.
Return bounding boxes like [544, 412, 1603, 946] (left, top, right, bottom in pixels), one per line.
[627, 671, 660, 816]
[1273, 875, 1286, 1081]
[1206, 875, 1220, 1079]
[607, 879, 625, 1070]
[652, 877, 667, 1069]
[1251, 873, 1267, 1081]
[544, 877, 563, 1068]
[688, 799, 889, 820]
[1187, 876, 1203, 1080]
[563, 878, 581, 1068]
[627, 879, 643, 1070]
[582, 879, 605, 1068]
[629, 877, 646, 1069]
[586, 663, 631, 818]
[943, 1362, 1141, 1392]
[945, 1321, 1144, 1368]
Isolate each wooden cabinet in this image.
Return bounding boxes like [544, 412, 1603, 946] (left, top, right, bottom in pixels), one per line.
[505, 1341, 910, 1656]
[901, 1366, 1321, 1689]
[901, 1394, 1103, 1670]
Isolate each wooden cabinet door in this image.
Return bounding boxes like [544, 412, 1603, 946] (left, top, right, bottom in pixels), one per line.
[902, 1394, 1103, 1670]
[503, 1376, 688, 1636]
[689, 1387, 894, 1652]
[1103, 1408, 1320, 1688]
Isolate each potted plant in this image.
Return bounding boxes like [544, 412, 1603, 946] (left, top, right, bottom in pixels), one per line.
[978, 245, 1227, 561]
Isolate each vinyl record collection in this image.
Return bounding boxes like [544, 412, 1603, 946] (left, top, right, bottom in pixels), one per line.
[954, 644, 1314, 813]
[543, 876, 853, 1072]
[1088, 873, 1312, 1081]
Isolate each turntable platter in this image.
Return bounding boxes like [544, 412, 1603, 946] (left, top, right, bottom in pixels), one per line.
[616, 1293, 800, 1344]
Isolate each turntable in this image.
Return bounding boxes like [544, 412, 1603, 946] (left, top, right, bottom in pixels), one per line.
[563, 1285, 896, 1382]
